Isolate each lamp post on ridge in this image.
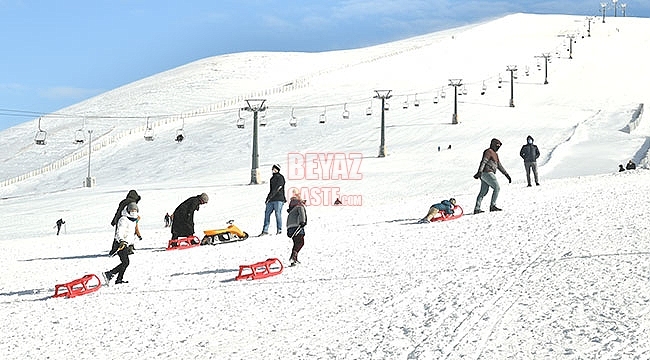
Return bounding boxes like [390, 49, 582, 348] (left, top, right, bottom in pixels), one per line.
[85, 129, 96, 188]
[374, 90, 392, 158]
[244, 99, 267, 184]
[448, 79, 462, 124]
[506, 65, 517, 107]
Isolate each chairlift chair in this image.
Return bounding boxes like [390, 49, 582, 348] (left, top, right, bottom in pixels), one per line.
[525, 66, 530, 76]
[365, 101, 372, 116]
[319, 108, 327, 124]
[462, 86, 468, 95]
[34, 117, 47, 145]
[433, 95, 439, 104]
[237, 109, 245, 129]
[413, 94, 420, 107]
[259, 111, 267, 127]
[440, 89, 446, 99]
[481, 82, 487, 96]
[175, 128, 185, 142]
[342, 103, 350, 119]
[143, 117, 155, 141]
[289, 108, 298, 127]
[74, 129, 85, 144]
[498, 75, 503, 88]
[402, 96, 409, 109]
[384, 102, 390, 111]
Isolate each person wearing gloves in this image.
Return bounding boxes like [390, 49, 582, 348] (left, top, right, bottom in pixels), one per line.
[473, 138, 511, 214]
[286, 188, 307, 266]
[104, 202, 140, 285]
[519, 135, 541, 187]
[109, 190, 142, 255]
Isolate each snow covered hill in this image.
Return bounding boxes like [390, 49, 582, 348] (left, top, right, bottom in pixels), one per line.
[1, 13, 650, 360]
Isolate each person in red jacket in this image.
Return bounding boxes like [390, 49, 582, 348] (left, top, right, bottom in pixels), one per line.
[473, 138, 511, 214]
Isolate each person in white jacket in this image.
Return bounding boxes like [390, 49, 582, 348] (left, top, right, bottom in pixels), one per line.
[103, 202, 139, 285]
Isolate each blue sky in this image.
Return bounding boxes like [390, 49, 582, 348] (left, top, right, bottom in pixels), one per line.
[1, 0, 648, 130]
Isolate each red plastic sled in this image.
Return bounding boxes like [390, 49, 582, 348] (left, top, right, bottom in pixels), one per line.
[235, 258, 283, 281]
[53, 274, 102, 299]
[430, 205, 463, 222]
[166, 235, 201, 250]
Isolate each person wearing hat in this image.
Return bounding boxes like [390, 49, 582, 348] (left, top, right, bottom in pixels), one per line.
[417, 198, 457, 223]
[260, 164, 286, 236]
[171, 193, 209, 240]
[104, 202, 140, 285]
[473, 138, 511, 214]
[519, 135, 540, 187]
[109, 190, 142, 255]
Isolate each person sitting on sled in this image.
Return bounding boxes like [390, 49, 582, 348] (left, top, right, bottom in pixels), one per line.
[417, 198, 456, 223]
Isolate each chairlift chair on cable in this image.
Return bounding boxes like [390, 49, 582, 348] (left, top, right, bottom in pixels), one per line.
[498, 75, 503, 88]
[461, 86, 468, 96]
[74, 117, 86, 144]
[384, 101, 390, 111]
[402, 95, 409, 109]
[319, 108, 327, 124]
[259, 110, 268, 127]
[525, 66, 530, 76]
[413, 94, 420, 107]
[481, 82, 487, 96]
[433, 95, 439, 104]
[342, 103, 350, 119]
[236, 109, 245, 129]
[34, 117, 47, 145]
[144, 117, 155, 141]
[175, 118, 185, 142]
[289, 108, 298, 127]
[365, 101, 372, 116]
[440, 88, 446, 99]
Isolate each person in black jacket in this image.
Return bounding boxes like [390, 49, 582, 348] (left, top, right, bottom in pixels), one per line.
[55, 218, 65, 235]
[171, 193, 209, 240]
[110, 190, 141, 255]
[520, 135, 541, 187]
[626, 160, 637, 170]
[260, 164, 287, 236]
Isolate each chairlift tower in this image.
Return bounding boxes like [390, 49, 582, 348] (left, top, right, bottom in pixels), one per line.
[448, 79, 462, 124]
[586, 17, 593, 37]
[244, 99, 267, 184]
[621, 3, 626, 16]
[373, 90, 392, 157]
[612, 0, 618, 17]
[506, 65, 517, 107]
[85, 130, 96, 188]
[566, 35, 575, 59]
[535, 53, 551, 84]
[601, 3, 607, 23]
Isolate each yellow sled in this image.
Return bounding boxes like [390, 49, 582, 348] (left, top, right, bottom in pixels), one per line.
[202, 220, 249, 245]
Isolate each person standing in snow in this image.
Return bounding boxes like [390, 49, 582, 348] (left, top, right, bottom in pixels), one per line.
[110, 190, 142, 256]
[286, 189, 307, 266]
[171, 193, 209, 240]
[473, 138, 511, 214]
[260, 164, 286, 236]
[103, 202, 140, 285]
[55, 218, 65, 235]
[626, 160, 636, 170]
[519, 135, 541, 187]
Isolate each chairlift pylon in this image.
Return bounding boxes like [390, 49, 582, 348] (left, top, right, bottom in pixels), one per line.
[34, 117, 47, 145]
[144, 117, 155, 141]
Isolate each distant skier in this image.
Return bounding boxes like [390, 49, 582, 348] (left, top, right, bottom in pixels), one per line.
[164, 212, 171, 227]
[519, 135, 540, 187]
[259, 164, 286, 236]
[626, 160, 636, 170]
[171, 193, 209, 240]
[619, 164, 626, 172]
[286, 189, 307, 266]
[473, 138, 511, 214]
[55, 218, 65, 235]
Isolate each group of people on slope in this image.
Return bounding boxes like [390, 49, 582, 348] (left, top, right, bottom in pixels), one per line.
[619, 160, 637, 172]
[102, 163, 308, 284]
[258, 163, 307, 266]
[419, 135, 542, 221]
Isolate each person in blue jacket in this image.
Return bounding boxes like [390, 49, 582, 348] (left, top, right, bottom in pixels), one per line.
[417, 198, 456, 223]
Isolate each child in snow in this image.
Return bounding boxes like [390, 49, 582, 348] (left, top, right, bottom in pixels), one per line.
[286, 189, 307, 266]
[417, 198, 456, 223]
[104, 202, 140, 285]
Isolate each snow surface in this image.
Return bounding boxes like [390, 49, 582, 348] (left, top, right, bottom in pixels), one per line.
[1, 13, 650, 360]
